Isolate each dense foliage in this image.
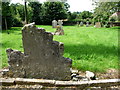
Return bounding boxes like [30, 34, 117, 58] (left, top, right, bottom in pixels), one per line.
[2, 1, 70, 29]
[93, 1, 120, 24]
[29, 2, 42, 24]
[42, 2, 68, 24]
[2, 1, 120, 29]
[2, 2, 13, 29]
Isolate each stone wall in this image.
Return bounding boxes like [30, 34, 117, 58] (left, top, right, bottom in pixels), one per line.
[6, 23, 72, 80]
[1, 78, 120, 89]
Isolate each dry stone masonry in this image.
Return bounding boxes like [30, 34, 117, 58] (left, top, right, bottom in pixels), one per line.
[6, 23, 72, 80]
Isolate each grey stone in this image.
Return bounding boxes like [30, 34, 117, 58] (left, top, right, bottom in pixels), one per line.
[71, 73, 86, 81]
[54, 20, 64, 35]
[15, 78, 55, 86]
[72, 77, 78, 81]
[1, 69, 9, 77]
[85, 71, 96, 80]
[1, 78, 15, 86]
[6, 23, 72, 80]
[95, 22, 101, 28]
[86, 21, 89, 27]
[80, 22, 83, 26]
[6, 49, 25, 78]
[1, 78, 120, 88]
[52, 20, 57, 28]
[54, 25, 64, 35]
[57, 20, 63, 28]
[77, 22, 79, 27]
[71, 69, 79, 74]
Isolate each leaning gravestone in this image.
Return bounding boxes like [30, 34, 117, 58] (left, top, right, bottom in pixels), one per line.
[6, 23, 72, 80]
[95, 22, 101, 28]
[52, 20, 57, 28]
[54, 20, 64, 35]
[54, 25, 64, 35]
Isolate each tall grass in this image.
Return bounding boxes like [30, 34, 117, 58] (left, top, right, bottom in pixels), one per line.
[1, 25, 119, 72]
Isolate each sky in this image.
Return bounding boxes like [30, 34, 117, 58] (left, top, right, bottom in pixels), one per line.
[10, 0, 94, 12]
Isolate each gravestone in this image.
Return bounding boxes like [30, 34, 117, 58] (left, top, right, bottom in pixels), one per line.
[95, 22, 101, 28]
[58, 20, 63, 28]
[6, 23, 72, 80]
[52, 20, 57, 28]
[80, 21, 83, 26]
[86, 21, 89, 27]
[77, 22, 79, 27]
[54, 20, 64, 35]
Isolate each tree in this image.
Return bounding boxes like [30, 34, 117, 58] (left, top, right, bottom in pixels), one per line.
[14, 3, 25, 22]
[10, 3, 23, 26]
[42, 1, 68, 25]
[79, 11, 93, 20]
[24, 0, 28, 24]
[23, 0, 36, 24]
[29, 2, 42, 24]
[10, 3, 32, 26]
[92, 1, 120, 23]
[2, 2, 13, 30]
[68, 12, 78, 20]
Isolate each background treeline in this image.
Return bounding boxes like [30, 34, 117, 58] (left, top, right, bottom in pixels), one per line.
[2, 1, 120, 29]
[2, 1, 70, 29]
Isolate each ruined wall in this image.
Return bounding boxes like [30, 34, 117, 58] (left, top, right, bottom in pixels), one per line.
[6, 23, 72, 80]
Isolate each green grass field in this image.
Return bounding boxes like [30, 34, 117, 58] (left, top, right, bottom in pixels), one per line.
[1, 25, 119, 72]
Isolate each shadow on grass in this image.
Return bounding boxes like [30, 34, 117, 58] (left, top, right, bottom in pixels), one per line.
[64, 44, 118, 58]
[110, 26, 120, 30]
[2, 27, 22, 33]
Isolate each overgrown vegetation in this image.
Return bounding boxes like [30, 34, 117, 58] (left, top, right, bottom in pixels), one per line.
[1, 26, 119, 72]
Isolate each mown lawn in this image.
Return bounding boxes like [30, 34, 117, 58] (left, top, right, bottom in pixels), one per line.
[1, 25, 119, 72]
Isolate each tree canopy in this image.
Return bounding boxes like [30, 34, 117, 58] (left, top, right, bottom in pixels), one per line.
[42, 1, 68, 24]
[2, 1, 70, 29]
[93, 1, 120, 22]
[2, 0, 120, 30]
[2, 2, 13, 29]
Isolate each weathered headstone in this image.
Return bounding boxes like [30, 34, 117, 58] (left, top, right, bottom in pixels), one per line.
[52, 20, 57, 28]
[95, 22, 101, 28]
[77, 22, 79, 27]
[54, 20, 64, 35]
[86, 21, 89, 27]
[6, 23, 72, 80]
[54, 25, 64, 35]
[80, 21, 83, 26]
[58, 20, 63, 28]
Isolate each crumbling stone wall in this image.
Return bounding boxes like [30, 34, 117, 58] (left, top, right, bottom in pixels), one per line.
[6, 23, 72, 80]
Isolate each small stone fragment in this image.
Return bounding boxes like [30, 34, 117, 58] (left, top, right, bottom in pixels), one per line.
[85, 71, 96, 80]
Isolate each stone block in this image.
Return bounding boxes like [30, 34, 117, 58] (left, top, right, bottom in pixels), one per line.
[6, 23, 72, 80]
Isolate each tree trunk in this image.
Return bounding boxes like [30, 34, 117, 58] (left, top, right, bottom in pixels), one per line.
[24, 0, 28, 24]
[5, 17, 9, 34]
[5, 17, 8, 30]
